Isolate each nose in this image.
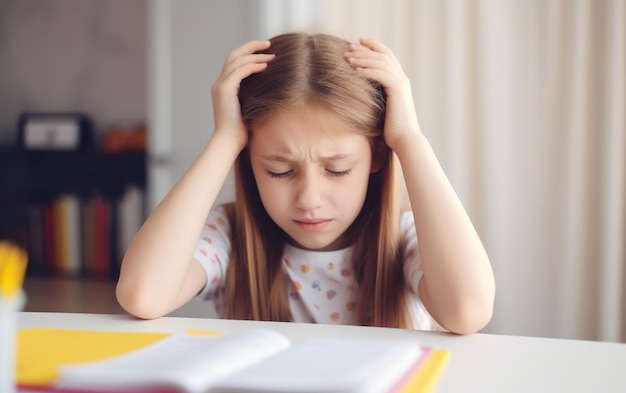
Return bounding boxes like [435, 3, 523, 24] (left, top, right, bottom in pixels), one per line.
[294, 171, 324, 211]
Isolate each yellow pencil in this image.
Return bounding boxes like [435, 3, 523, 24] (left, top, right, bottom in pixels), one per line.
[0, 241, 10, 289]
[0, 241, 28, 298]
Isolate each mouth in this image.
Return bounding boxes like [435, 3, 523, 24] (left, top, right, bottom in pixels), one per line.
[294, 219, 331, 232]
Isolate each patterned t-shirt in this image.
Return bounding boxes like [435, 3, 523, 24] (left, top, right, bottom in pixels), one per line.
[192, 206, 434, 330]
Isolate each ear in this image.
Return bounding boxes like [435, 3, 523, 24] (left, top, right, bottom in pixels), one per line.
[370, 139, 388, 173]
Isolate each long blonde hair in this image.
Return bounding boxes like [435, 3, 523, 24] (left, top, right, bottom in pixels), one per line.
[224, 33, 412, 328]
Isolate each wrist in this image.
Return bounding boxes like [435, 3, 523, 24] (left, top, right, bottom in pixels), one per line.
[202, 130, 248, 162]
[209, 129, 248, 153]
[387, 128, 423, 154]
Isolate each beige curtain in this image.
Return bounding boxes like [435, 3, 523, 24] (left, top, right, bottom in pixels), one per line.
[301, 0, 625, 341]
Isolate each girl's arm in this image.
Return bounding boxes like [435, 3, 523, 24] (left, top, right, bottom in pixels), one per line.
[116, 41, 275, 319]
[346, 39, 495, 334]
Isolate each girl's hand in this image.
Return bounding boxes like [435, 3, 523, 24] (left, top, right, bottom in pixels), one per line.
[345, 38, 420, 151]
[211, 40, 275, 149]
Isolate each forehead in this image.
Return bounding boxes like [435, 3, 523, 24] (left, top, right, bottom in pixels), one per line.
[249, 108, 372, 154]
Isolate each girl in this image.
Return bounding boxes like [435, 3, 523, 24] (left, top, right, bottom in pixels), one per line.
[116, 33, 495, 334]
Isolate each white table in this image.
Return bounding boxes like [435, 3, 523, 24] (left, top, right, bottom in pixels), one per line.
[18, 312, 626, 392]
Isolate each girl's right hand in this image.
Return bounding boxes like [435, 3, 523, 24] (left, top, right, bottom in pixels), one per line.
[211, 40, 275, 149]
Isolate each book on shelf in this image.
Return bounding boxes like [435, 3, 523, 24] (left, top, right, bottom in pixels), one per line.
[54, 194, 81, 276]
[17, 327, 449, 393]
[24, 185, 144, 279]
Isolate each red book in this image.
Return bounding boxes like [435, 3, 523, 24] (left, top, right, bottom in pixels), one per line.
[93, 195, 110, 279]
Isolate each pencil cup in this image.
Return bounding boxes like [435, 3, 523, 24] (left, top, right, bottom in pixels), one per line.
[0, 291, 26, 393]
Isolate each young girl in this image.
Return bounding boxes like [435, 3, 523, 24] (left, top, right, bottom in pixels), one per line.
[116, 33, 495, 334]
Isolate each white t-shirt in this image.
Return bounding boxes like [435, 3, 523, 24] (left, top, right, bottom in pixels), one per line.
[193, 206, 434, 330]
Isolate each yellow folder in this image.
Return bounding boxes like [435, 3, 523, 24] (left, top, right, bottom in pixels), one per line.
[17, 328, 221, 385]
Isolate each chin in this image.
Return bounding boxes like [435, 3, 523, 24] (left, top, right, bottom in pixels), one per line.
[292, 241, 330, 251]
[290, 236, 343, 252]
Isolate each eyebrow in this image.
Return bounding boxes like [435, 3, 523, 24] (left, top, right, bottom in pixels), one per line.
[260, 153, 353, 162]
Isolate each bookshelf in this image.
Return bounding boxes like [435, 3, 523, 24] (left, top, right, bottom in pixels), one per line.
[0, 148, 147, 280]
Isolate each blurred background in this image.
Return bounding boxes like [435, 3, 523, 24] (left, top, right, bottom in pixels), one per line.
[0, 0, 624, 342]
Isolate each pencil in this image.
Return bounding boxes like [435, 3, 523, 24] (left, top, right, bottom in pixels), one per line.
[0, 241, 28, 298]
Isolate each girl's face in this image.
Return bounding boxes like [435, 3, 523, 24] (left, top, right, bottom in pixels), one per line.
[249, 107, 375, 251]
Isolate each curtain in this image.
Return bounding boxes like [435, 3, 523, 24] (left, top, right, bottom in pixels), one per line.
[293, 0, 626, 341]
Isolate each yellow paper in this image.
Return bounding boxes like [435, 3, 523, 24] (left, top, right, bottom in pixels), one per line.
[17, 328, 169, 385]
[16, 328, 223, 385]
[186, 329, 224, 336]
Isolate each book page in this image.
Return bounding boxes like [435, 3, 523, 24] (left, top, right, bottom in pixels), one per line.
[212, 338, 430, 393]
[56, 329, 291, 393]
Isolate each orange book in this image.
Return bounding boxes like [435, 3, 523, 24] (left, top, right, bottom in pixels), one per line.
[43, 203, 57, 273]
[54, 195, 81, 277]
[80, 197, 94, 277]
[54, 197, 69, 275]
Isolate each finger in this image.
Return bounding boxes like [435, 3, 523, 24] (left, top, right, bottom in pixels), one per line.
[358, 38, 395, 57]
[346, 44, 384, 58]
[345, 46, 399, 73]
[347, 42, 399, 66]
[213, 63, 270, 101]
[226, 40, 272, 61]
[345, 55, 388, 73]
[223, 40, 272, 68]
[222, 61, 271, 87]
[353, 67, 392, 86]
[354, 39, 402, 70]
[345, 56, 399, 87]
[222, 52, 275, 77]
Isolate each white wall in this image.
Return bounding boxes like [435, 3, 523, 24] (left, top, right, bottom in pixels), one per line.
[149, 0, 263, 317]
[0, 0, 147, 144]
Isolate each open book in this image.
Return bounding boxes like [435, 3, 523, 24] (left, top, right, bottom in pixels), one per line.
[34, 329, 445, 393]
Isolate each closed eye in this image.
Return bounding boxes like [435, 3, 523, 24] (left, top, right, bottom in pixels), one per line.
[267, 170, 293, 179]
[327, 169, 351, 177]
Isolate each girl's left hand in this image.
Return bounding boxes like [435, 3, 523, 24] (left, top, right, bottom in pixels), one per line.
[345, 38, 421, 151]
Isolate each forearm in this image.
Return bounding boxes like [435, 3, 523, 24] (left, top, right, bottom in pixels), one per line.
[395, 132, 495, 334]
[117, 132, 243, 318]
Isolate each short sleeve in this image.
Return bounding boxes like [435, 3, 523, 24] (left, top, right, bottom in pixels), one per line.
[192, 206, 231, 301]
[400, 211, 441, 331]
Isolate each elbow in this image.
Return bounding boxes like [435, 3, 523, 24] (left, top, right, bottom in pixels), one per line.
[116, 279, 167, 320]
[446, 272, 496, 335]
[422, 276, 496, 334]
[444, 299, 494, 335]
[435, 287, 496, 335]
